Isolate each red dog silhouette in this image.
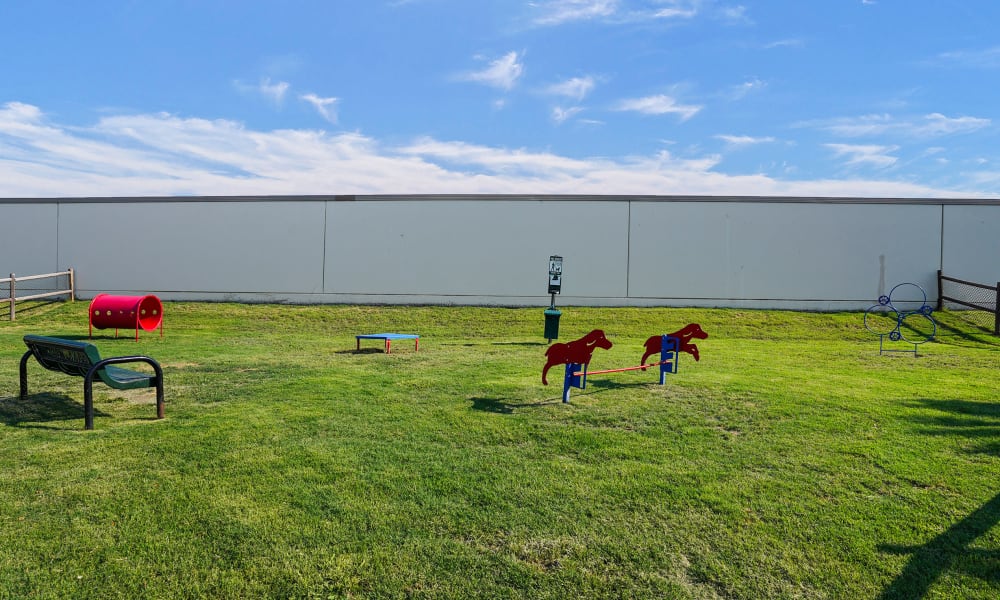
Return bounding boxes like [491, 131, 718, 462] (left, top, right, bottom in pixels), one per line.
[542, 329, 613, 385]
[641, 323, 708, 367]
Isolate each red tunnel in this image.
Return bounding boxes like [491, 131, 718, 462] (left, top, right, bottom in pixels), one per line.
[89, 294, 163, 340]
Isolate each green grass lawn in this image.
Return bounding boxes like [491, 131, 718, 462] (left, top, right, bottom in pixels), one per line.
[1, 301, 998, 599]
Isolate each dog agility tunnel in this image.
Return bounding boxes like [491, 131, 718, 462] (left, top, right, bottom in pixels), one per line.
[88, 293, 163, 340]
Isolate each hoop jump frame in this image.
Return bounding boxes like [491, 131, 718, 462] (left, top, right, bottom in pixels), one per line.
[562, 335, 679, 403]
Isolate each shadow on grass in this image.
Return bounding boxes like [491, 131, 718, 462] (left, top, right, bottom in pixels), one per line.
[879, 398, 1000, 598]
[932, 317, 1000, 348]
[0, 393, 100, 428]
[879, 491, 1000, 599]
[903, 398, 1000, 456]
[3, 299, 68, 321]
[469, 397, 561, 413]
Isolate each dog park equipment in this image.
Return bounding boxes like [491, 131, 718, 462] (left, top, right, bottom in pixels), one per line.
[89, 294, 164, 341]
[20, 335, 164, 430]
[542, 324, 708, 403]
[356, 333, 420, 354]
[864, 283, 936, 356]
[544, 255, 563, 341]
[561, 335, 680, 403]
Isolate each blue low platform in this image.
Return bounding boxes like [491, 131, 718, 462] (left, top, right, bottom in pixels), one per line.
[355, 333, 420, 354]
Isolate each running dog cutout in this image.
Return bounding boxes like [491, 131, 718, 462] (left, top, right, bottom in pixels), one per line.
[640, 323, 708, 366]
[543, 325, 707, 403]
[541, 329, 613, 385]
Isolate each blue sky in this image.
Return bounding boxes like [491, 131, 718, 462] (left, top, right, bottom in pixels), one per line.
[2, 1, 999, 198]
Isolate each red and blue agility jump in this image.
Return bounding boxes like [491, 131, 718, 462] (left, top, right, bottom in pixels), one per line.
[542, 324, 707, 403]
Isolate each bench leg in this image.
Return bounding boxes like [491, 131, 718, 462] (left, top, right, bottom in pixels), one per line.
[19, 351, 31, 399]
[84, 376, 95, 430]
[155, 372, 165, 420]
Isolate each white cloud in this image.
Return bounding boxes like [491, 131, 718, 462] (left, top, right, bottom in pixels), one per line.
[461, 52, 524, 91]
[808, 113, 991, 138]
[825, 143, 899, 168]
[614, 94, 701, 120]
[649, 1, 700, 19]
[764, 38, 804, 49]
[935, 46, 1000, 69]
[530, 0, 618, 26]
[258, 78, 290, 105]
[552, 106, 584, 124]
[920, 113, 991, 136]
[300, 94, 339, 124]
[544, 76, 596, 101]
[715, 134, 775, 147]
[0, 102, 984, 199]
[718, 5, 750, 23]
[729, 77, 765, 100]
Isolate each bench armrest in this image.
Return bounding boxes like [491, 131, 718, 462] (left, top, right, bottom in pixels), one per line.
[84, 356, 164, 430]
[88, 355, 163, 381]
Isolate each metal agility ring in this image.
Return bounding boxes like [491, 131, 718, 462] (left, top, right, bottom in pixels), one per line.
[864, 305, 899, 336]
[864, 282, 937, 349]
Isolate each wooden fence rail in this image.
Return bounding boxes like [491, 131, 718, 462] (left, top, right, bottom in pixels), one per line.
[1, 269, 75, 321]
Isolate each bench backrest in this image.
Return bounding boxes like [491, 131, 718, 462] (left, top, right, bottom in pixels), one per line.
[23, 335, 102, 378]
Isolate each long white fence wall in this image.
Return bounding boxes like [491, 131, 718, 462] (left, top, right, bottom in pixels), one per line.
[1, 195, 998, 309]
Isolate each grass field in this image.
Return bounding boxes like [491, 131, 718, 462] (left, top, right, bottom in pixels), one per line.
[1, 301, 998, 599]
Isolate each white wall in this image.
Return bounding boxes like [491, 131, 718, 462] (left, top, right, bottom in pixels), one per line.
[942, 205, 1000, 287]
[1, 196, 997, 309]
[0, 203, 59, 277]
[324, 200, 629, 299]
[57, 201, 326, 298]
[628, 201, 942, 309]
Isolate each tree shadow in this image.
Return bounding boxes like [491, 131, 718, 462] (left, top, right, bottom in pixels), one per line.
[0, 393, 102, 428]
[879, 491, 1000, 599]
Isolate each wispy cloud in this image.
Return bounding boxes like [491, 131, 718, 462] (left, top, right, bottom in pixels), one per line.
[806, 113, 991, 138]
[257, 78, 290, 105]
[552, 106, 584, 124]
[715, 134, 776, 147]
[729, 77, 765, 100]
[0, 102, 982, 198]
[300, 94, 339, 124]
[530, 0, 618, 26]
[825, 143, 899, 168]
[460, 51, 524, 91]
[931, 46, 1000, 69]
[718, 4, 751, 24]
[529, 0, 704, 26]
[764, 38, 804, 49]
[544, 76, 597, 101]
[614, 94, 702, 120]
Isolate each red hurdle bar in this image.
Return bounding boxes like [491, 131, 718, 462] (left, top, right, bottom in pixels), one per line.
[573, 360, 672, 376]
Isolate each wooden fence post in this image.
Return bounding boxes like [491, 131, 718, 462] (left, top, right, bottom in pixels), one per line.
[9, 273, 14, 321]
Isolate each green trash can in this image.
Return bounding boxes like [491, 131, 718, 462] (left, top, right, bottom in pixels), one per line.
[544, 308, 561, 341]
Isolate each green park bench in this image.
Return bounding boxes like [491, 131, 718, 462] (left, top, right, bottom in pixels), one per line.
[19, 335, 164, 430]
